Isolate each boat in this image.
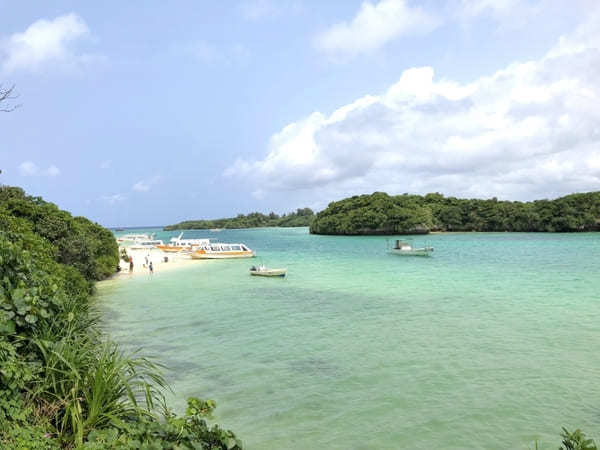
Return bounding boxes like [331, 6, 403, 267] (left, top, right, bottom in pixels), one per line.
[156, 233, 210, 253]
[191, 243, 255, 259]
[117, 233, 153, 243]
[129, 239, 164, 250]
[388, 240, 433, 256]
[249, 265, 286, 277]
[210, 228, 223, 232]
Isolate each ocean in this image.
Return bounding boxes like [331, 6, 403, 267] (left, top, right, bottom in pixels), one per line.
[97, 227, 600, 449]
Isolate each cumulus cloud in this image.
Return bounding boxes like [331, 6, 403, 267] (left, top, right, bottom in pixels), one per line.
[457, 0, 526, 19]
[313, 0, 440, 58]
[18, 161, 61, 177]
[132, 176, 161, 192]
[0, 13, 91, 73]
[227, 13, 600, 203]
[454, 0, 547, 28]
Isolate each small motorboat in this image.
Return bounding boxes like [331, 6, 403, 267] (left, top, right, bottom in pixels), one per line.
[388, 240, 433, 256]
[249, 265, 287, 277]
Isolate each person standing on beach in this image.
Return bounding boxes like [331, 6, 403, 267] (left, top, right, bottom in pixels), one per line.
[149, 261, 153, 276]
[129, 255, 134, 273]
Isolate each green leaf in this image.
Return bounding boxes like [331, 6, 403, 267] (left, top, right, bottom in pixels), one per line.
[0, 319, 15, 335]
[24, 314, 37, 324]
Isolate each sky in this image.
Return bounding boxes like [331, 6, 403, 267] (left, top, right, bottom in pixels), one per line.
[1, 0, 599, 227]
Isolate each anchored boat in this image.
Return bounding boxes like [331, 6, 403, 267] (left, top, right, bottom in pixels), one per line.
[129, 239, 164, 249]
[249, 265, 286, 277]
[156, 232, 210, 253]
[116, 233, 153, 243]
[388, 240, 433, 256]
[191, 243, 255, 259]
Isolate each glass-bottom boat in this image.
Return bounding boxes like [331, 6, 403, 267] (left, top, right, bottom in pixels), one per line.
[191, 243, 255, 259]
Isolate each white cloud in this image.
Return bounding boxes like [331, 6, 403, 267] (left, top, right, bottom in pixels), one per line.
[45, 165, 60, 176]
[1, 13, 91, 73]
[132, 176, 161, 192]
[313, 0, 440, 58]
[18, 161, 60, 177]
[101, 193, 127, 205]
[454, 0, 547, 29]
[457, 0, 526, 19]
[18, 161, 39, 176]
[227, 13, 600, 204]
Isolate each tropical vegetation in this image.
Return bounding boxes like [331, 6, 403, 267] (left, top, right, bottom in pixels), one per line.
[164, 207, 314, 230]
[310, 191, 600, 235]
[0, 185, 241, 449]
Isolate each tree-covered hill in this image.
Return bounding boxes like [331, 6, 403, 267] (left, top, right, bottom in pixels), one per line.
[164, 208, 314, 231]
[0, 186, 119, 282]
[310, 191, 600, 235]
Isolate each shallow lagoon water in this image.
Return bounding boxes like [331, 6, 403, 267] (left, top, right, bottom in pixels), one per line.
[98, 228, 600, 449]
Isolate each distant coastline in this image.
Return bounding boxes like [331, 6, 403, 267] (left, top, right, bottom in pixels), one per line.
[164, 208, 314, 231]
[310, 191, 600, 235]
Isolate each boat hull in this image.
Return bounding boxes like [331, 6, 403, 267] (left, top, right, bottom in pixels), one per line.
[191, 251, 255, 259]
[388, 248, 433, 256]
[250, 269, 286, 277]
[156, 245, 187, 253]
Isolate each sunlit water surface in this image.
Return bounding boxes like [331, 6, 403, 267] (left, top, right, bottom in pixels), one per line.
[97, 228, 600, 449]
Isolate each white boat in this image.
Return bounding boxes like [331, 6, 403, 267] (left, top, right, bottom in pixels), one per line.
[388, 240, 433, 256]
[116, 233, 153, 243]
[129, 239, 164, 250]
[191, 243, 255, 259]
[156, 232, 210, 252]
[249, 265, 286, 277]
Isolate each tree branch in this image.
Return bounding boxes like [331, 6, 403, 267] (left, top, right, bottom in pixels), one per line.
[0, 84, 21, 112]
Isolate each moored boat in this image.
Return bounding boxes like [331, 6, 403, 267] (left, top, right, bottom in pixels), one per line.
[249, 265, 286, 277]
[191, 243, 255, 259]
[129, 239, 164, 250]
[117, 233, 153, 243]
[388, 240, 433, 256]
[156, 232, 210, 252]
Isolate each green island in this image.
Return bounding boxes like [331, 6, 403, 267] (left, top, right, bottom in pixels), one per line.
[164, 208, 314, 231]
[0, 185, 242, 449]
[310, 191, 600, 235]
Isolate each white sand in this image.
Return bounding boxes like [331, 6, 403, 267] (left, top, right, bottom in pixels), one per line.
[116, 247, 199, 277]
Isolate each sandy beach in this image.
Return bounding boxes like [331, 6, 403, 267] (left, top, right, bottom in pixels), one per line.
[116, 247, 198, 277]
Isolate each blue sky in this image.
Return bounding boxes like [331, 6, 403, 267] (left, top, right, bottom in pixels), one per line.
[1, 0, 599, 226]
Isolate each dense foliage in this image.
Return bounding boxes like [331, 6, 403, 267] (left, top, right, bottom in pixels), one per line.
[0, 186, 119, 281]
[0, 185, 242, 449]
[310, 191, 600, 235]
[164, 207, 314, 230]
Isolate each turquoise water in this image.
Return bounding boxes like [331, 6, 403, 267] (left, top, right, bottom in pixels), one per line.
[98, 228, 600, 449]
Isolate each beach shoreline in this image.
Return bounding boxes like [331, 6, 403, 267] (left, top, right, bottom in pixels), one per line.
[113, 247, 199, 278]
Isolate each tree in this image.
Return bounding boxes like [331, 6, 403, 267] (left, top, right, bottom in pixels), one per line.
[0, 84, 19, 112]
